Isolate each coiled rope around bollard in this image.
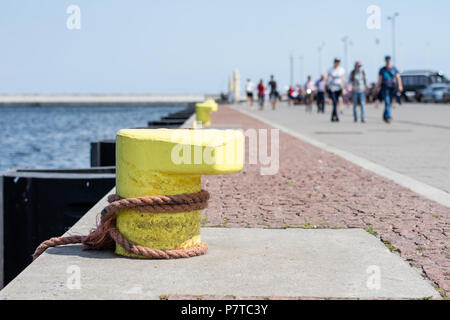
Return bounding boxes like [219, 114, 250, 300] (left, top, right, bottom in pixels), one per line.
[32, 190, 210, 260]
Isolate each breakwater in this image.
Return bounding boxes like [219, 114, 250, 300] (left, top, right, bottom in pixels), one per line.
[0, 94, 209, 107]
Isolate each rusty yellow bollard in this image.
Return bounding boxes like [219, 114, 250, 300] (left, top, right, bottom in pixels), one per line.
[195, 99, 218, 127]
[115, 128, 243, 257]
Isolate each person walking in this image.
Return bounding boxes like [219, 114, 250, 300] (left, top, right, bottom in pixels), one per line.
[257, 79, 265, 110]
[304, 75, 315, 113]
[326, 58, 346, 122]
[245, 79, 255, 107]
[368, 83, 380, 108]
[376, 55, 403, 123]
[315, 74, 326, 113]
[287, 85, 294, 106]
[268, 75, 278, 110]
[349, 61, 367, 123]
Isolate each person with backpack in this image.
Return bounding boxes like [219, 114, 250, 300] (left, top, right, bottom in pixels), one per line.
[375, 55, 403, 123]
[349, 61, 367, 123]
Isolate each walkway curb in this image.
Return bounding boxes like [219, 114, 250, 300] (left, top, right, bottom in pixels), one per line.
[231, 105, 450, 208]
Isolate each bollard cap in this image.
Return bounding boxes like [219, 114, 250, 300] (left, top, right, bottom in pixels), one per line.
[117, 128, 243, 175]
[196, 99, 218, 112]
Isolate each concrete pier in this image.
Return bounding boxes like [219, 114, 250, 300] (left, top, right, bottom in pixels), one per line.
[0, 104, 441, 300]
[0, 189, 439, 299]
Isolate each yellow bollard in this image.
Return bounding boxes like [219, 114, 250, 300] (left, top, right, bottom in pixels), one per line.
[115, 128, 243, 258]
[205, 98, 218, 112]
[195, 99, 218, 126]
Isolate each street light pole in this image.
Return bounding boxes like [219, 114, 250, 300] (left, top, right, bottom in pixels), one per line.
[318, 42, 325, 75]
[299, 55, 304, 84]
[289, 53, 294, 86]
[341, 36, 349, 77]
[387, 12, 399, 66]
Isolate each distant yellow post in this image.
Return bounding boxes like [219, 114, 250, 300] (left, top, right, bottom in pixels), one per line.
[115, 128, 243, 257]
[195, 99, 218, 127]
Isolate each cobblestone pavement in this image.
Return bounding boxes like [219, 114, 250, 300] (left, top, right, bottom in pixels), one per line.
[231, 102, 450, 193]
[201, 105, 449, 298]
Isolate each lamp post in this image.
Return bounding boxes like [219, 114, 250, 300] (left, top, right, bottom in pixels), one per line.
[387, 12, 399, 66]
[290, 53, 294, 86]
[299, 55, 304, 84]
[318, 42, 325, 75]
[426, 42, 430, 70]
[341, 36, 351, 77]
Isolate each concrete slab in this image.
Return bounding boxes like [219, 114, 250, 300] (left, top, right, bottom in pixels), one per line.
[0, 198, 438, 299]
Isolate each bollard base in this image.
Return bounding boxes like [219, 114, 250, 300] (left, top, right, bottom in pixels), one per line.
[115, 170, 203, 258]
[115, 210, 202, 258]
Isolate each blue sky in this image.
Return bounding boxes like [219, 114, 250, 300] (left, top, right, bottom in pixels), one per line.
[0, 0, 448, 93]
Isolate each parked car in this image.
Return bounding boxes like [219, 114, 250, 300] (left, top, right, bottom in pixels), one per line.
[401, 70, 448, 102]
[443, 87, 450, 103]
[419, 83, 450, 103]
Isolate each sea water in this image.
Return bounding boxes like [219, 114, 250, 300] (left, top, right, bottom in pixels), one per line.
[0, 105, 185, 171]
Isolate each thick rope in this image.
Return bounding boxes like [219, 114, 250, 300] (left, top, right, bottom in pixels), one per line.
[32, 190, 210, 260]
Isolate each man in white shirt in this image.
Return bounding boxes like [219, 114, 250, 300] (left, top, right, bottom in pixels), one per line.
[326, 58, 346, 122]
[245, 79, 255, 107]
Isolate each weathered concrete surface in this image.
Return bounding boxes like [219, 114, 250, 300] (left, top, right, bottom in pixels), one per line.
[0, 190, 438, 299]
[204, 105, 449, 296]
